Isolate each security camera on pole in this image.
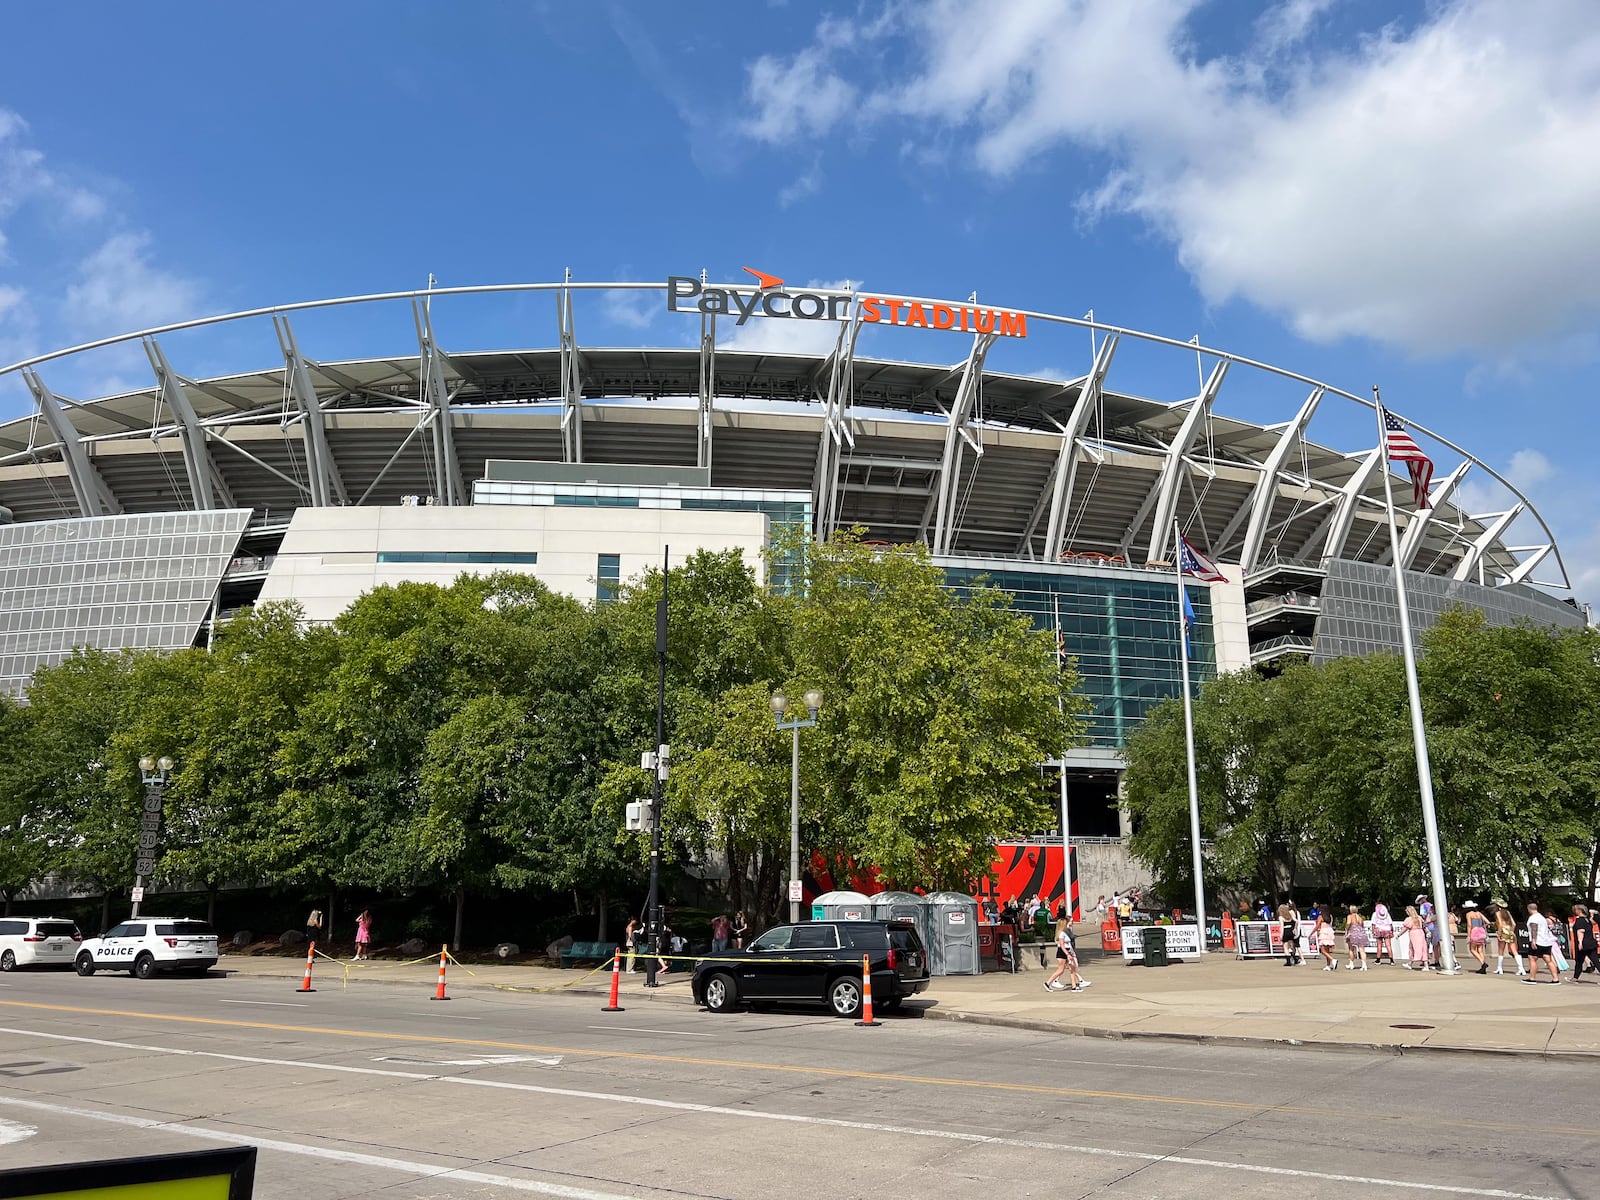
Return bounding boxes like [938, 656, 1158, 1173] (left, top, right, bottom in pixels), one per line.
[133, 756, 173, 919]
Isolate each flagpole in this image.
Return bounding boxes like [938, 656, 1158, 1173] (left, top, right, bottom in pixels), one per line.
[1054, 593, 1073, 920]
[1373, 388, 1456, 975]
[1174, 521, 1207, 953]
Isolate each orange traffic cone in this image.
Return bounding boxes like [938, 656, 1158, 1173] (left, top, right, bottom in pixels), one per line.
[297, 940, 316, 993]
[431, 944, 450, 1001]
[854, 952, 880, 1027]
[602, 950, 625, 1012]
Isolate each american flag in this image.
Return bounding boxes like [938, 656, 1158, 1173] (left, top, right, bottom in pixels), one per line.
[1178, 535, 1227, 583]
[1381, 407, 1433, 510]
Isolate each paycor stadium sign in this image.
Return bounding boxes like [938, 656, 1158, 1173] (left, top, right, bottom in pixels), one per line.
[667, 268, 1028, 338]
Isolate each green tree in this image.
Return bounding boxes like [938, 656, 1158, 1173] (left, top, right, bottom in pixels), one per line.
[0, 696, 50, 914]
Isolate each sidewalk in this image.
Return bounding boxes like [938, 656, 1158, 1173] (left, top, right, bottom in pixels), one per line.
[212, 946, 1600, 1060]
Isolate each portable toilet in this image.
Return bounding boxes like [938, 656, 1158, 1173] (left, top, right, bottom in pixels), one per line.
[924, 892, 981, 976]
[810, 890, 873, 922]
[870, 890, 931, 954]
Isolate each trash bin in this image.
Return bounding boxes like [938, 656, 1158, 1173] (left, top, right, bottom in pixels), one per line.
[1142, 925, 1169, 967]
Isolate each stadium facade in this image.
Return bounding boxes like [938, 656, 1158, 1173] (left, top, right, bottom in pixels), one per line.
[0, 277, 1584, 836]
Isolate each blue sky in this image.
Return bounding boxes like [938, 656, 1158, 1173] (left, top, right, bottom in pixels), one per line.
[1, 1, 1596, 601]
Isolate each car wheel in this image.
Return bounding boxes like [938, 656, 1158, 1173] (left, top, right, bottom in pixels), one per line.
[0, 950, 15, 972]
[133, 953, 157, 980]
[828, 975, 863, 1018]
[75, 954, 96, 977]
[703, 972, 739, 1013]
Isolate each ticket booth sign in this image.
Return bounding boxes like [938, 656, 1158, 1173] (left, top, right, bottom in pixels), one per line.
[1120, 924, 1203, 961]
[1234, 920, 1285, 958]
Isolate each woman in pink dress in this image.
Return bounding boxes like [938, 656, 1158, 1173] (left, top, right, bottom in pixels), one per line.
[354, 909, 373, 961]
[1403, 905, 1427, 970]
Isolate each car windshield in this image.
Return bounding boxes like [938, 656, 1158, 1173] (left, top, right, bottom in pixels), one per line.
[156, 922, 214, 936]
[36, 922, 77, 937]
[747, 928, 793, 952]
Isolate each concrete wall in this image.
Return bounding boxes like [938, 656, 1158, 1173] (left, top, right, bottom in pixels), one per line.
[1074, 839, 1153, 909]
[258, 505, 769, 622]
[1209, 560, 1252, 675]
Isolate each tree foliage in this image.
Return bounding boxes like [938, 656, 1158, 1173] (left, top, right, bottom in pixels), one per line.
[1123, 608, 1600, 905]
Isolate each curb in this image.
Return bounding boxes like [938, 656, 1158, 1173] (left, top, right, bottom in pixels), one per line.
[217, 963, 698, 1001]
[921, 1007, 1600, 1062]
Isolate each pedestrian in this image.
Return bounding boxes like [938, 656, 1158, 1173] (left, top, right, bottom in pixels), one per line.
[1492, 902, 1525, 976]
[710, 913, 731, 954]
[732, 911, 749, 950]
[1044, 915, 1087, 992]
[624, 917, 641, 973]
[1402, 905, 1427, 970]
[1569, 905, 1600, 981]
[1278, 902, 1301, 967]
[1417, 895, 1439, 969]
[1370, 903, 1394, 964]
[656, 923, 671, 975]
[1345, 906, 1369, 970]
[353, 909, 372, 961]
[1463, 901, 1490, 974]
[304, 907, 324, 948]
[1523, 902, 1559, 984]
[1316, 911, 1338, 970]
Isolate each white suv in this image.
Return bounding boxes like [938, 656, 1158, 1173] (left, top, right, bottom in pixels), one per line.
[0, 917, 84, 971]
[76, 918, 219, 979]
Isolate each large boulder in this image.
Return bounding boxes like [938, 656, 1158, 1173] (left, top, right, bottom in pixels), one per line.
[545, 934, 574, 961]
[400, 937, 428, 957]
[494, 942, 520, 960]
[280, 929, 305, 947]
[231, 930, 253, 947]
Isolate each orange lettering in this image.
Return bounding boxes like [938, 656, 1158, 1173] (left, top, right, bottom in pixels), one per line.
[886, 299, 905, 323]
[861, 296, 882, 323]
[975, 308, 995, 334]
[932, 304, 954, 329]
[906, 302, 928, 328]
[998, 310, 1027, 338]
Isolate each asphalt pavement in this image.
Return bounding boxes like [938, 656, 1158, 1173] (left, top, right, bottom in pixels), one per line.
[1, 964, 1597, 1199]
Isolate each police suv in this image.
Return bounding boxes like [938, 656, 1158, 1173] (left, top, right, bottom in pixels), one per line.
[75, 918, 219, 979]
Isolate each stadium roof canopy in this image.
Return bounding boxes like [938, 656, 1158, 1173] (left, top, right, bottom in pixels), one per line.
[0, 280, 1569, 589]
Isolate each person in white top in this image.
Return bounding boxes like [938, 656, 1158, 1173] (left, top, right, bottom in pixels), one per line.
[1524, 902, 1560, 984]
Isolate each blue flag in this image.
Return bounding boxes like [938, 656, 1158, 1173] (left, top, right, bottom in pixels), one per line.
[1180, 581, 1196, 659]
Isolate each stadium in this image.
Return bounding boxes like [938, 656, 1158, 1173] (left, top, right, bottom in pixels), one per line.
[0, 276, 1583, 843]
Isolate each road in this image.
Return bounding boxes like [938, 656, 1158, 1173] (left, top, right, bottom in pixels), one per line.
[0, 968, 1595, 1199]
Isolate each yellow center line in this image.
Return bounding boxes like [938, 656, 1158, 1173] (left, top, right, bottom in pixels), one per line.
[1, 999, 1587, 1138]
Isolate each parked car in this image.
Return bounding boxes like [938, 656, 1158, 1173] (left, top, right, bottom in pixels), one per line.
[691, 919, 929, 1017]
[0, 917, 84, 971]
[75, 918, 219, 979]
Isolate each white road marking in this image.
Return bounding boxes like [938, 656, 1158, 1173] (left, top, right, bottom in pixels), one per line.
[0, 1025, 1567, 1200]
[217, 1000, 309, 1008]
[406, 1012, 483, 1019]
[0, 1117, 35, 1146]
[585, 1025, 712, 1037]
[0, 1095, 635, 1199]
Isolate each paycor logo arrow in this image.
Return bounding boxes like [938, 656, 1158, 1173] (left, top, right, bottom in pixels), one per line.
[742, 266, 784, 290]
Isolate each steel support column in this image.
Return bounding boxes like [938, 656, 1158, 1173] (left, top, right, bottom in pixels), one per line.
[1398, 461, 1469, 569]
[1236, 387, 1323, 572]
[273, 313, 348, 508]
[143, 337, 235, 510]
[1317, 448, 1383, 563]
[1506, 544, 1552, 585]
[928, 332, 997, 555]
[22, 369, 120, 516]
[697, 310, 716, 471]
[413, 299, 466, 505]
[811, 317, 860, 539]
[1144, 361, 1228, 563]
[1451, 506, 1523, 582]
[558, 286, 584, 464]
[1037, 334, 1118, 561]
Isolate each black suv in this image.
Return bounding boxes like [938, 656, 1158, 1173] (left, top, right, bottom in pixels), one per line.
[691, 919, 930, 1017]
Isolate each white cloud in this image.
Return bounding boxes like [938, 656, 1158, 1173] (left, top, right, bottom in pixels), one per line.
[597, 286, 658, 331]
[1507, 448, 1556, 490]
[777, 157, 823, 207]
[721, 279, 855, 356]
[64, 232, 204, 337]
[744, 0, 1600, 358]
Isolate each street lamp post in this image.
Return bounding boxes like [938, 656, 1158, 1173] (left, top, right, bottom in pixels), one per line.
[771, 690, 822, 924]
[134, 755, 174, 919]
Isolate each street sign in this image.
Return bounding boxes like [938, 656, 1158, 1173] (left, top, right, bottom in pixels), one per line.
[136, 857, 155, 875]
[788, 880, 803, 903]
[130, 887, 144, 903]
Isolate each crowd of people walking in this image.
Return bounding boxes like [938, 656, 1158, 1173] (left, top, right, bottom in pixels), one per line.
[1267, 896, 1599, 983]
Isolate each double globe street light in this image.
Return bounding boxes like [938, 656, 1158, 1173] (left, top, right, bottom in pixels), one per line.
[771, 689, 822, 924]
